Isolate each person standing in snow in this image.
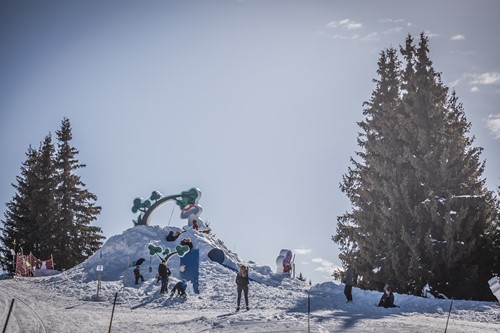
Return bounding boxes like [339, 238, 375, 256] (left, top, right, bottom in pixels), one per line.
[236, 265, 250, 311]
[158, 260, 171, 294]
[133, 265, 145, 284]
[343, 266, 355, 303]
[170, 280, 188, 298]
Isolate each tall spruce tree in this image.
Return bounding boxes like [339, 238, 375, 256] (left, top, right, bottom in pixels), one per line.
[334, 33, 498, 300]
[0, 118, 104, 272]
[0, 136, 58, 270]
[53, 118, 104, 269]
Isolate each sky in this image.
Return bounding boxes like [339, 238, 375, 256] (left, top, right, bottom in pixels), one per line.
[1, 0, 500, 285]
[0, 225, 498, 332]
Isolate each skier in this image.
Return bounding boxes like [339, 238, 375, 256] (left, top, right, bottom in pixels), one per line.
[133, 265, 145, 284]
[170, 280, 188, 298]
[236, 265, 250, 311]
[157, 260, 171, 294]
[343, 266, 355, 303]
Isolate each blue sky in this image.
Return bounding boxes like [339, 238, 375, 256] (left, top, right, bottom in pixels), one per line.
[1, 0, 499, 284]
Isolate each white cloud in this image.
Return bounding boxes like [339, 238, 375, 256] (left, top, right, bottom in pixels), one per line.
[423, 30, 440, 38]
[331, 34, 359, 40]
[449, 79, 462, 88]
[326, 19, 362, 30]
[487, 114, 500, 139]
[382, 26, 403, 34]
[471, 86, 480, 92]
[470, 72, 500, 85]
[293, 248, 312, 255]
[451, 34, 465, 41]
[379, 18, 406, 24]
[311, 257, 341, 273]
[362, 32, 380, 41]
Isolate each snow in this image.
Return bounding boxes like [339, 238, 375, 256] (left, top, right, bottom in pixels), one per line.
[1, 225, 499, 332]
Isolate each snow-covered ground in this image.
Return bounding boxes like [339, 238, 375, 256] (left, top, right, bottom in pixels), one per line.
[1, 226, 499, 332]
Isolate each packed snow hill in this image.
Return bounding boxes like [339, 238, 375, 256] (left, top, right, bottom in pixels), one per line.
[1, 225, 499, 332]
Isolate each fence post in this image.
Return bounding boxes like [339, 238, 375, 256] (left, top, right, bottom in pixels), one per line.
[307, 294, 310, 333]
[108, 292, 118, 333]
[2, 299, 15, 333]
[444, 298, 453, 333]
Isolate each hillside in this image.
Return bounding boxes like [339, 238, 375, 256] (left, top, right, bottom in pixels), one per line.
[0, 225, 498, 332]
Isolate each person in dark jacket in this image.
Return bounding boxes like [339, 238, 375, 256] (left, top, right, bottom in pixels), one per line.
[133, 265, 144, 284]
[180, 237, 193, 250]
[235, 265, 250, 311]
[157, 260, 171, 294]
[166, 231, 177, 242]
[378, 285, 398, 308]
[170, 280, 188, 299]
[343, 266, 355, 303]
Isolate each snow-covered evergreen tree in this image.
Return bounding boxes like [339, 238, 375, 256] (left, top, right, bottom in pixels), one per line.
[334, 33, 499, 300]
[53, 118, 104, 269]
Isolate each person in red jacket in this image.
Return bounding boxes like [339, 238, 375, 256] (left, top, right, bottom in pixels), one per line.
[192, 220, 199, 231]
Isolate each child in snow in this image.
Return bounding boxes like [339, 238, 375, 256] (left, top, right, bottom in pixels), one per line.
[378, 285, 398, 308]
[170, 280, 188, 298]
[236, 265, 250, 311]
[133, 265, 144, 284]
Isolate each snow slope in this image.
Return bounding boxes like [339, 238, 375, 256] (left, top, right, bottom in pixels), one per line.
[0, 225, 498, 332]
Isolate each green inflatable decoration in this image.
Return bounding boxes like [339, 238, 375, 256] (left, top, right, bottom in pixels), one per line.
[131, 187, 201, 226]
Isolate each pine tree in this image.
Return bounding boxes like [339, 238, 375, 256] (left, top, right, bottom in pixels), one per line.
[0, 118, 104, 272]
[334, 33, 499, 300]
[53, 118, 104, 269]
[334, 46, 405, 291]
[0, 136, 58, 270]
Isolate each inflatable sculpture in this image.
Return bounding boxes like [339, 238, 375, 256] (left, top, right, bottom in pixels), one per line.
[147, 243, 190, 262]
[276, 249, 293, 274]
[131, 187, 208, 231]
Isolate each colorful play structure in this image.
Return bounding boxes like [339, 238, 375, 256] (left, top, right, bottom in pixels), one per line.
[132, 187, 297, 293]
[132, 188, 211, 293]
[15, 252, 55, 277]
